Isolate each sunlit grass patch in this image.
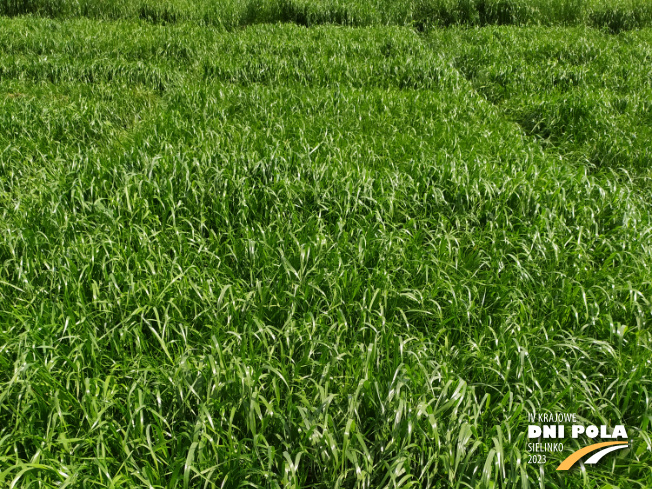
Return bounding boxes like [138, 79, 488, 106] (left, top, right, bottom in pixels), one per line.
[0, 18, 651, 489]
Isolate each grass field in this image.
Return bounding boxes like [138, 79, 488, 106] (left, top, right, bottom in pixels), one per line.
[0, 3, 651, 489]
[1, 0, 652, 31]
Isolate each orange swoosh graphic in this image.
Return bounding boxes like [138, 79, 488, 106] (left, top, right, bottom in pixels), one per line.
[556, 441, 628, 471]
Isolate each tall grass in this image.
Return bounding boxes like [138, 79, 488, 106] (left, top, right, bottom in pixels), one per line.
[414, 0, 652, 30]
[438, 26, 652, 172]
[0, 0, 651, 30]
[0, 19, 651, 487]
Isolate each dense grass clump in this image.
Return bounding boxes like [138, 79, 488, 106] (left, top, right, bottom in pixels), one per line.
[0, 17, 651, 489]
[437, 27, 652, 173]
[413, 0, 652, 29]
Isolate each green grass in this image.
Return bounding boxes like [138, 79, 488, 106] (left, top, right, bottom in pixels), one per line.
[0, 14, 651, 489]
[438, 27, 652, 173]
[1, 0, 652, 30]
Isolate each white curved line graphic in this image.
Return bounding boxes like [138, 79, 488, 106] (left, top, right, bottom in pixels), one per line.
[584, 444, 628, 464]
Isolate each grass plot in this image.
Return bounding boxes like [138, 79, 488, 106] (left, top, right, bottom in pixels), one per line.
[0, 20, 651, 489]
[438, 26, 652, 174]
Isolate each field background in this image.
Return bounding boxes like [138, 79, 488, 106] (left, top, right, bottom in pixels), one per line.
[1, 0, 652, 31]
[0, 1, 651, 488]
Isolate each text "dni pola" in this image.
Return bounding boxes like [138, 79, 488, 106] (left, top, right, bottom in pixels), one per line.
[528, 424, 628, 439]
